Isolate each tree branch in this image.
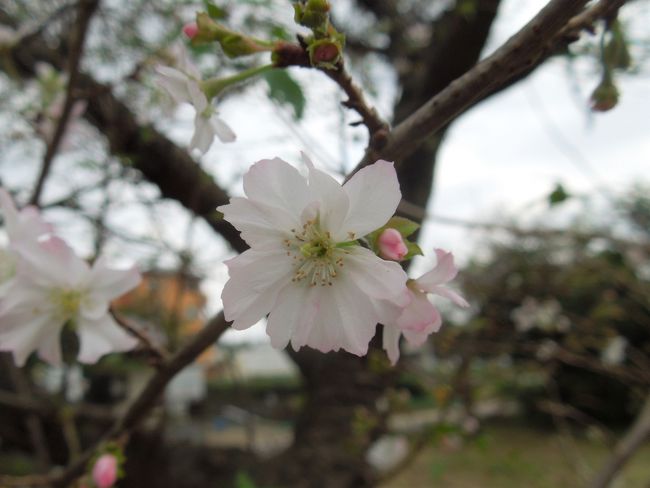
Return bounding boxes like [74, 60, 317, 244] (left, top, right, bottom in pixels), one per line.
[29, 0, 99, 206]
[353, 0, 626, 172]
[323, 64, 389, 154]
[589, 392, 650, 488]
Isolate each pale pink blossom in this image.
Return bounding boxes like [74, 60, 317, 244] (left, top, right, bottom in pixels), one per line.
[0, 188, 52, 245]
[377, 228, 408, 261]
[382, 249, 468, 364]
[92, 454, 118, 488]
[0, 188, 52, 295]
[219, 156, 408, 356]
[155, 46, 235, 154]
[0, 236, 140, 366]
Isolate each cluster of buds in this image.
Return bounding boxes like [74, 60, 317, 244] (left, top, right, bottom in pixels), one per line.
[293, 0, 344, 69]
[185, 12, 273, 58]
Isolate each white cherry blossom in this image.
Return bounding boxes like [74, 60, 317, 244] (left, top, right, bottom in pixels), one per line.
[155, 46, 235, 154]
[382, 249, 468, 364]
[0, 236, 140, 366]
[219, 156, 409, 356]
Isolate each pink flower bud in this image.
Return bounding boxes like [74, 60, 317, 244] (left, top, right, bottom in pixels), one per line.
[182, 23, 198, 39]
[378, 228, 408, 261]
[92, 454, 118, 488]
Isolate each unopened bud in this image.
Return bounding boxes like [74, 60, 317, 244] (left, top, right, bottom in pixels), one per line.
[293, 0, 330, 31]
[307, 35, 344, 69]
[183, 23, 198, 40]
[92, 454, 118, 488]
[378, 228, 408, 261]
[590, 73, 619, 112]
[194, 13, 271, 57]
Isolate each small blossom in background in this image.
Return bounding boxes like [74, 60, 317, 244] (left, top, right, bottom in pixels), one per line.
[382, 249, 468, 364]
[92, 453, 119, 488]
[0, 189, 141, 366]
[155, 45, 235, 154]
[219, 155, 409, 356]
[182, 23, 198, 39]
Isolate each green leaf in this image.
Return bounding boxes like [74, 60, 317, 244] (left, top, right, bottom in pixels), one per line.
[404, 241, 423, 260]
[263, 69, 306, 120]
[383, 216, 420, 238]
[203, 0, 227, 19]
[548, 183, 570, 206]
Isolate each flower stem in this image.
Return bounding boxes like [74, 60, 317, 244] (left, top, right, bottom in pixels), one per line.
[202, 64, 274, 99]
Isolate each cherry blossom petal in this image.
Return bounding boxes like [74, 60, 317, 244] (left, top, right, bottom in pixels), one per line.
[0, 312, 59, 366]
[305, 156, 349, 239]
[0, 188, 51, 243]
[212, 116, 236, 143]
[341, 160, 400, 239]
[396, 290, 441, 333]
[403, 327, 432, 347]
[37, 326, 65, 366]
[288, 280, 378, 356]
[327, 278, 380, 355]
[266, 283, 314, 349]
[82, 260, 140, 320]
[16, 237, 89, 288]
[344, 247, 409, 304]
[243, 158, 310, 215]
[155, 66, 192, 104]
[427, 285, 469, 308]
[188, 82, 208, 114]
[218, 197, 299, 247]
[0, 289, 55, 331]
[222, 249, 293, 330]
[382, 325, 402, 365]
[189, 113, 215, 154]
[76, 315, 138, 364]
[416, 249, 459, 290]
[174, 44, 201, 79]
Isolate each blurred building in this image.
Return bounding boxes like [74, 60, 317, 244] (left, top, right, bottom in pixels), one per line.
[113, 268, 214, 364]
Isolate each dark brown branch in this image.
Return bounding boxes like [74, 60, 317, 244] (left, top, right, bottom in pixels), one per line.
[589, 392, 650, 488]
[29, 0, 99, 206]
[352, 0, 627, 172]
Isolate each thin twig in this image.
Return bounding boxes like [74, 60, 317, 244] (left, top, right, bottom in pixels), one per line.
[322, 64, 389, 157]
[29, 0, 99, 206]
[109, 308, 169, 365]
